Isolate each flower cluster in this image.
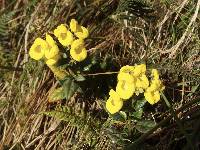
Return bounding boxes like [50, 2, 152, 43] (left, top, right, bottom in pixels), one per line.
[106, 64, 165, 114]
[29, 19, 89, 79]
[144, 69, 165, 105]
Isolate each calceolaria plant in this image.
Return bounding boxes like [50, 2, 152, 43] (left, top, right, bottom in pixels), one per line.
[29, 19, 89, 101]
[29, 18, 165, 137]
[106, 64, 165, 114]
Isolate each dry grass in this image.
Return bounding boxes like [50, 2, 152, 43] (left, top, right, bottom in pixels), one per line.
[0, 0, 200, 149]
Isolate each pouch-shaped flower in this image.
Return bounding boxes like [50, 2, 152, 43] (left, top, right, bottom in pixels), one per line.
[70, 19, 89, 39]
[106, 89, 123, 114]
[29, 38, 48, 60]
[116, 80, 135, 100]
[70, 39, 87, 62]
[54, 24, 74, 46]
[45, 34, 59, 59]
[45, 54, 60, 66]
[144, 90, 160, 105]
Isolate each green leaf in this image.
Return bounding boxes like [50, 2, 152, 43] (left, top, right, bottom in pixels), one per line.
[48, 87, 65, 102]
[131, 109, 143, 119]
[83, 64, 93, 71]
[112, 112, 126, 122]
[0, 11, 15, 36]
[130, 99, 146, 119]
[119, 111, 127, 120]
[134, 99, 147, 111]
[74, 74, 86, 81]
[136, 120, 156, 133]
[63, 77, 80, 100]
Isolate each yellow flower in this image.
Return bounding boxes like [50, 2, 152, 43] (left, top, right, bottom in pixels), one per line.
[45, 34, 59, 59]
[132, 64, 146, 77]
[47, 64, 68, 80]
[106, 89, 123, 114]
[70, 19, 89, 39]
[119, 65, 135, 75]
[45, 45, 59, 59]
[54, 24, 74, 46]
[152, 69, 159, 80]
[75, 26, 89, 39]
[149, 69, 165, 91]
[116, 80, 135, 100]
[144, 90, 160, 105]
[70, 19, 78, 33]
[46, 33, 56, 47]
[147, 79, 165, 92]
[135, 74, 149, 90]
[70, 39, 87, 62]
[144, 69, 165, 105]
[45, 54, 60, 66]
[29, 38, 48, 60]
[118, 72, 135, 83]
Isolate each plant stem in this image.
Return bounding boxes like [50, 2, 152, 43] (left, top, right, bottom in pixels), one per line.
[83, 71, 118, 76]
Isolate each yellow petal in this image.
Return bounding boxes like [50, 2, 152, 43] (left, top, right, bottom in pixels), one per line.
[54, 24, 74, 46]
[153, 91, 161, 103]
[45, 45, 59, 59]
[109, 89, 121, 102]
[118, 72, 135, 83]
[60, 31, 74, 46]
[140, 64, 146, 73]
[46, 34, 56, 47]
[29, 38, 47, 60]
[54, 24, 68, 37]
[132, 64, 146, 77]
[144, 91, 154, 105]
[75, 26, 89, 39]
[106, 89, 123, 114]
[70, 47, 87, 62]
[106, 98, 123, 114]
[45, 54, 60, 66]
[152, 69, 159, 80]
[144, 90, 161, 105]
[119, 65, 135, 75]
[116, 80, 135, 100]
[71, 39, 84, 50]
[148, 79, 162, 92]
[70, 19, 78, 33]
[136, 74, 149, 90]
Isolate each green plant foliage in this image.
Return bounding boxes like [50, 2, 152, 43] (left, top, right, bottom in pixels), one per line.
[0, 11, 14, 36]
[133, 99, 147, 111]
[130, 99, 146, 119]
[62, 77, 81, 100]
[48, 87, 65, 102]
[131, 109, 143, 119]
[135, 120, 156, 133]
[73, 74, 86, 81]
[42, 105, 103, 148]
